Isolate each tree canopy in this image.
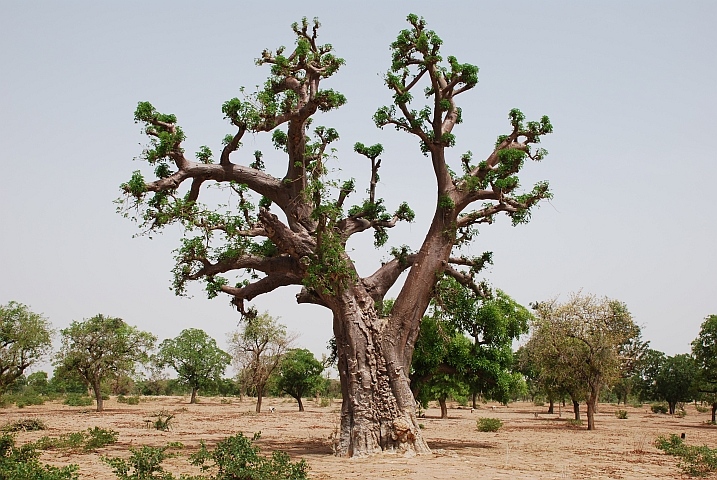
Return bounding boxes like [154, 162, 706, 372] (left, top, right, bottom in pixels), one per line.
[0, 301, 53, 395]
[155, 328, 231, 404]
[55, 314, 156, 411]
[276, 348, 324, 412]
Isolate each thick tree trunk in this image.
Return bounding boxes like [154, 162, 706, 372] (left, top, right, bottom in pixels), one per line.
[93, 381, 103, 412]
[547, 399, 554, 414]
[190, 387, 198, 404]
[573, 400, 581, 421]
[256, 387, 263, 413]
[586, 394, 598, 430]
[297, 396, 304, 412]
[472, 392, 477, 409]
[712, 403, 716, 423]
[668, 401, 676, 415]
[331, 285, 430, 457]
[439, 397, 448, 419]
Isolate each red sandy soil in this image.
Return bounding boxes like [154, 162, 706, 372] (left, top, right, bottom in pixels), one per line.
[3, 396, 714, 479]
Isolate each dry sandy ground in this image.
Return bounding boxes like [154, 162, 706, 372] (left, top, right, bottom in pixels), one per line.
[3, 396, 715, 479]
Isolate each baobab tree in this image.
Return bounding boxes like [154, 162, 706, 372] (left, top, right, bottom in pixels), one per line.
[118, 15, 553, 456]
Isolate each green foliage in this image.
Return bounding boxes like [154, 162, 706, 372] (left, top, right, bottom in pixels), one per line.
[0, 433, 79, 480]
[13, 393, 45, 408]
[565, 419, 583, 427]
[56, 314, 156, 411]
[1, 418, 47, 433]
[63, 394, 93, 407]
[655, 434, 717, 477]
[651, 403, 669, 414]
[148, 410, 174, 431]
[103, 442, 184, 480]
[655, 354, 698, 413]
[615, 409, 628, 419]
[276, 349, 324, 411]
[476, 418, 503, 432]
[189, 432, 309, 480]
[0, 302, 54, 396]
[154, 329, 231, 403]
[34, 427, 118, 452]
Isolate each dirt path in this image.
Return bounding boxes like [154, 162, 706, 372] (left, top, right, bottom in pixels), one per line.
[3, 397, 713, 479]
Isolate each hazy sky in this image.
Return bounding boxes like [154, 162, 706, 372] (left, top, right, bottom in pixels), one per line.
[1, 1, 715, 373]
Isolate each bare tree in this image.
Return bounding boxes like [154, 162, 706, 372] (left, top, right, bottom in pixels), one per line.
[227, 312, 295, 413]
[118, 15, 553, 456]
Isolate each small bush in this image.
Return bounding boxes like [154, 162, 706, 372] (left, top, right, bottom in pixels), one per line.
[566, 419, 583, 427]
[34, 427, 118, 453]
[320, 397, 330, 408]
[533, 400, 545, 407]
[15, 394, 46, 408]
[148, 410, 174, 431]
[117, 395, 127, 404]
[676, 409, 687, 418]
[189, 432, 309, 480]
[126, 396, 140, 405]
[220, 398, 232, 405]
[418, 423, 425, 429]
[631, 402, 644, 409]
[84, 427, 119, 451]
[0, 433, 79, 480]
[2, 418, 47, 432]
[651, 404, 669, 414]
[103, 442, 183, 480]
[696, 405, 709, 413]
[655, 434, 717, 477]
[476, 417, 503, 432]
[64, 394, 93, 407]
[615, 410, 628, 419]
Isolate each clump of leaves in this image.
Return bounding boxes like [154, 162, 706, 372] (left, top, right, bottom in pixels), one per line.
[476, 418, 503, 432]
[119, 395, 141, 405]
[615, 410, 628, 419]
[651, 404, 669, 414]
[696, 405, 709, 413]
[0, 433, 79, 480]
[189, 431, 309, 479]
[655, 434, 717, 477]
[676, 409, 688, 418]
[64, 394, 93, 407]
[1, 417, 47, 432]
[565, 419, 583, 427]
[103, 442, 184, 480]
[14, 393, 46, 408]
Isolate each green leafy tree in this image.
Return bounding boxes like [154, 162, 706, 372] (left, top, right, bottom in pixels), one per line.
[692, 315, 717, 422]
[154, 328, 231, 404]
[228, 312, 294, 413]
[0, 301, 53, 395]
[117, 15, 553, 456]
[276, 348, 324, 411]
[55, 314, 156, 411]
[655, 353, 698, 415]
[528, 293, 641, 430]
[632, 348, 666, 402]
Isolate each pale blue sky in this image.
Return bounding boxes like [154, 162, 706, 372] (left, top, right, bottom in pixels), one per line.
[1, 1, 715, 371]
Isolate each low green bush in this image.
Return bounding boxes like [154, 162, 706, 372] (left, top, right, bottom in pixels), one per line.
[631, 402, 644, 409]
[651, 404, 669, 414]
[103, 442, 183, 480]
[655, 434, 717, 477]
[696, 405, 709, 413]
[476, 417, 503, 432]
[533, 400, 545, 407]
[189, 432, 309, 480]
[34, 427, 118, 453]
[0, 433, 79, 479]
[1, 418, 47, 432]
[566, 419, 583, 427]
[63, 394, 93, 407]
[676, 409, 687, 418]
[15, 394, 46, 408]
[615, 410, 628, 419]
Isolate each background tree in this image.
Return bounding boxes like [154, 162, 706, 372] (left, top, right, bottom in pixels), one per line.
[228, 312, 294, 413]
[276, 348, 324, 411]
[55, 314, 156, 411]
[655, 353, 697, 415]
[118, 15, 552, 456]
[632, 348, 666, 402]
[529, 293, 641, 430]
[154, 328, 231, 404]
[692, 315, 717, 422]
[0, 301, 53, 396]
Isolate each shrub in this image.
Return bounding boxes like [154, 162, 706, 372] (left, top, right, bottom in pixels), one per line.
[1, 418, 47, 432]
[319, 397, 330, 408]
[615, 410, 628, 419]
[117, 395, 127, 403]
[655, 434, 717, 477]
[0, 433, 79, 479]
[189, 432, 309, 480]
[126, 396, 140, 405]
[103, 442, 183, 480]
[676, 409, 687, 418]
[696, 405, 709, 413]
[631, 402, 644, 409]
[533, 400, 545, 407]
[34, 428, 118, 453]
[15, 393, 46, 408]
[651, 404, 669, 414]
[148, 410, 174, 431]
[566, 419, 583, 427]
[64, 394, 93, 407]
[476, 418, 503, 432]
